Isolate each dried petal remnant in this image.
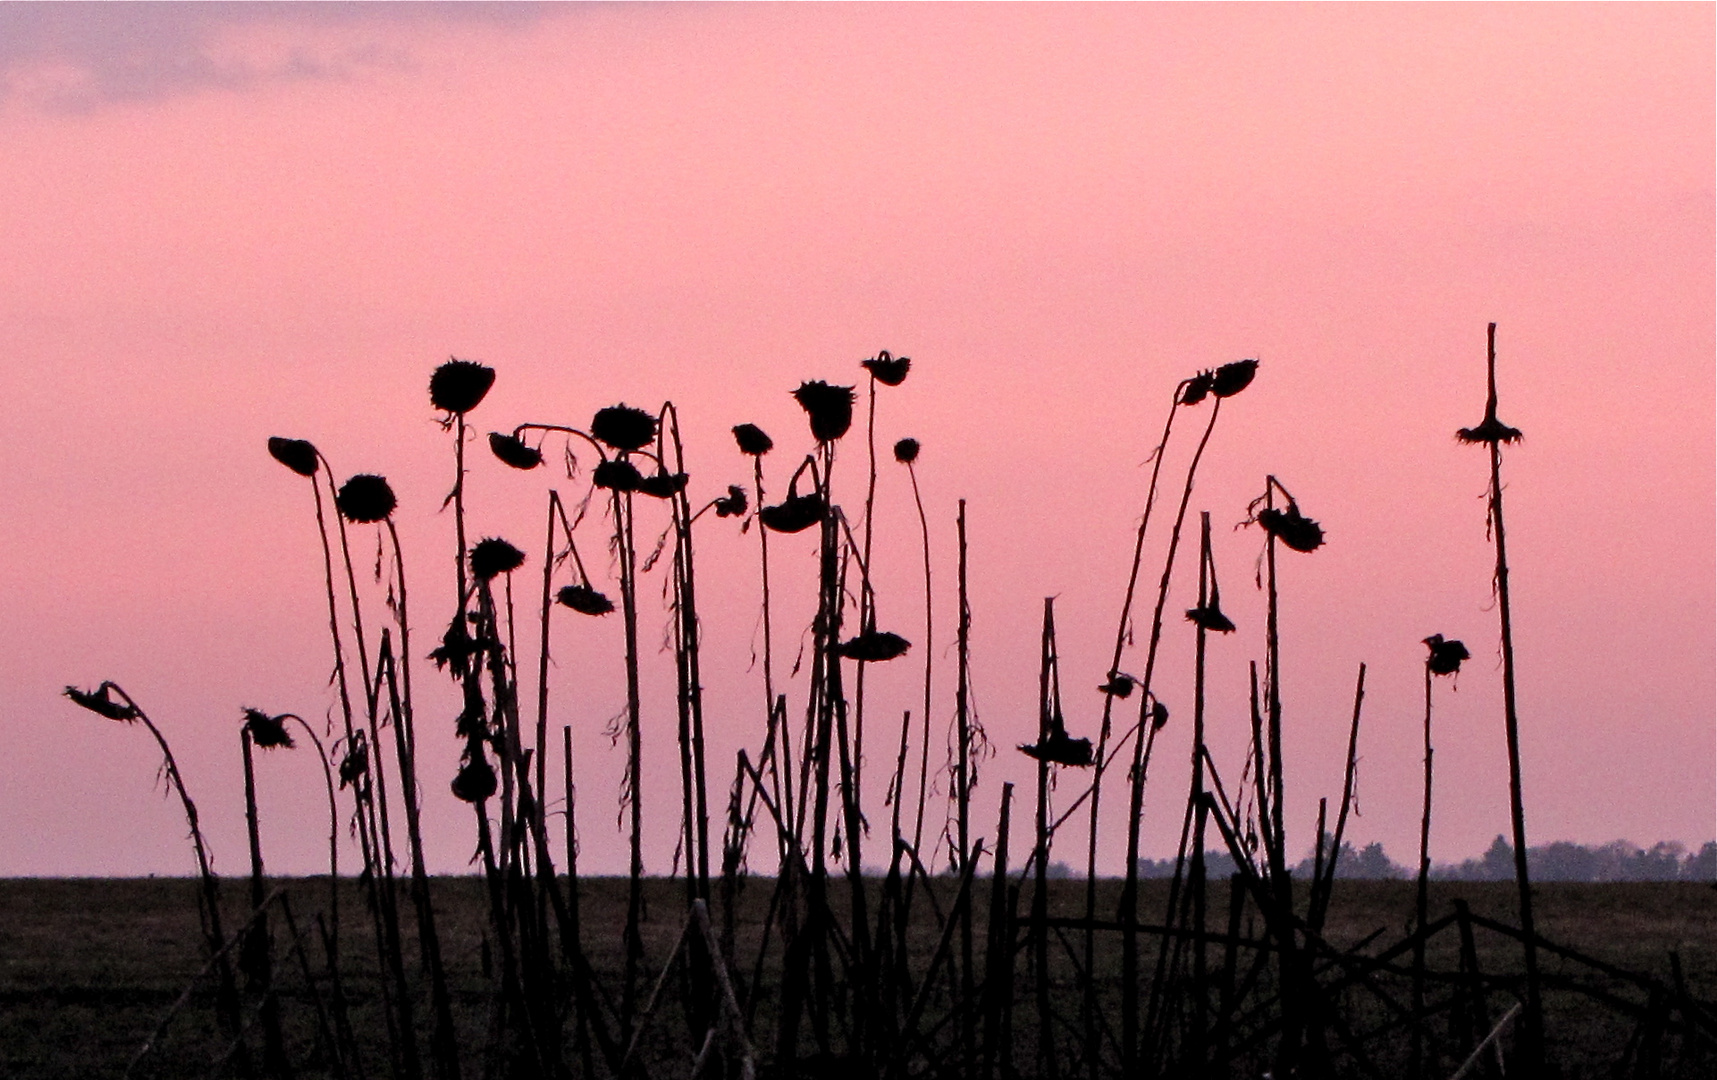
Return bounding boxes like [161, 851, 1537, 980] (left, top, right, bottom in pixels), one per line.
[336, 475, 397, 523]
[430, 359, 495, 415]
[267, 437, 319, 477]
[489, 433, 543, 470]
[792, 381, 855, 443]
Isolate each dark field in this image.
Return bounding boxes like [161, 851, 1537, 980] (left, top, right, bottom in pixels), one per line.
[2, 876, 1714, 1078]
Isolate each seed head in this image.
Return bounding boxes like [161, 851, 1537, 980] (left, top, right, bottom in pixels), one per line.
[593, 459, 643, 492]
[1256, 504, 1324, 553]
[836, 630, 911, 662]
[451, 754, 497, 803]
[862, 351, 911, 386]
[1148, 699, 1170, 731]
[636, 471, 690, 499]
[557, 584, 615, 616]
[338, 738, 369, 789]
[1098, 674, 1135, 698]
[894, 438, 920, 464]
[1185, 604, 1237, 633]
[758, 492, 826, 534]
[1019, 733, 1094, 768]
[470, 537, 525, 581]
[1211, 359, 1258, 398]
[336, 475, 397, 523]
[1457, 417, 1523, 445]
[430, 359, 495, 415]
[713, 485, 748, 518]
[242, 708, 295, 750]
[792, 381, 855, 443]
[591, 404, 657, 452]
[1180, 373, 1213, 407]
[489, 433, 543, 470]
[64, 684, 136, 722]
[1424, 634, 1470, 676]
[732, 424, 773, 456]
[267, 437, 319, 477]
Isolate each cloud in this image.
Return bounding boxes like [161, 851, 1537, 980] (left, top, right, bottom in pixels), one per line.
[0, 2, 550, 112]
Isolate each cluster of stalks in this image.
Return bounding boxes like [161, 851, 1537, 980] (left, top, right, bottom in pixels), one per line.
[64, 330, 1715, 1078]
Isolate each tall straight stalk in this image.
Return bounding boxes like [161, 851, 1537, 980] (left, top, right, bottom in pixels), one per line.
[1466, 321, 1543, 1062]
[240, 730, 288, 1075]
[1083, 389, 1182, 1080]
[955, 499, 976, 1070]
[905, 456, 934, 867]
[614, 483, 646, 1045]
[1414, 662, 1434, 1080]
[1121, 398, 1224, 1075]
[1032, 598, 1060, 1080]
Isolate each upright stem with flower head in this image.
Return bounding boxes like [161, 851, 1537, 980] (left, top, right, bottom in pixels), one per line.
[1458, 322, 1541, 1066]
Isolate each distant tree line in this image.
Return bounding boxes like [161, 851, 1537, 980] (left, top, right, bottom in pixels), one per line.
[1116, 837, 1717, 883]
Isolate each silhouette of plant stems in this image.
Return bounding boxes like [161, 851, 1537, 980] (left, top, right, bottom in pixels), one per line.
[1121, 394, 1225, 1075]
[67, 682, 249, 1063]
[239, 726, 288, 1075]
[1414, 659, 1435, 1080]
[954, 498, 977, 1070]
[1462, 321, 1543, 1065]
[1310, 662, 1366, 929]
[1032, 597, 1061, 1080]
[1083, 379, 1184, 1080]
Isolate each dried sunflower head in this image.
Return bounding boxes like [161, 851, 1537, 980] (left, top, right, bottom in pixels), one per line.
[242, 708, 295, 750]
[636, 471, 689, 499]
[792, 381, 855, 443]
[1211, 359, 1258, 398]
[1424, 634, 1471, 676]
[470, 537, 526, 581]
[336, 474, 397, 523]
[64, 684, 136, 722]
[430, 359, 495, 415]
[836, 630, 911, 662]
[893, 438, 920, 464]
[592, 459, 643, 492]
[1019, 732, 1094, 768]
[1180, 373, 1214, 407]
[1098, 674, 1135, 698]
[267, 437, 319, 477]
[1256, 504, 1324, 553]
[1456, 417, 1523, 445]
[758, 492, 826, 534]
[732, 424, 773, 456]
[862, 351, 911, 386]
[591, 405, 657, 452]
[451, 754, 497, 803]
[1185, 605, 1237, 634]
[489, 433, 543, 470]
[556, 584, 615, 616]
[713, 485, 748, 518]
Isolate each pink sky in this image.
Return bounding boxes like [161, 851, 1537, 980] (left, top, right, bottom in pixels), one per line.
[0, 4, 1710, 878]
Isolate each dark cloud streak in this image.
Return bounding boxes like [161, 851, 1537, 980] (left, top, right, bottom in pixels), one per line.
[0, 2, 552, 112]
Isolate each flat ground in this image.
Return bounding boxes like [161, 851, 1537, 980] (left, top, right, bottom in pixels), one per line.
[2, 877, 1713, 1078]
